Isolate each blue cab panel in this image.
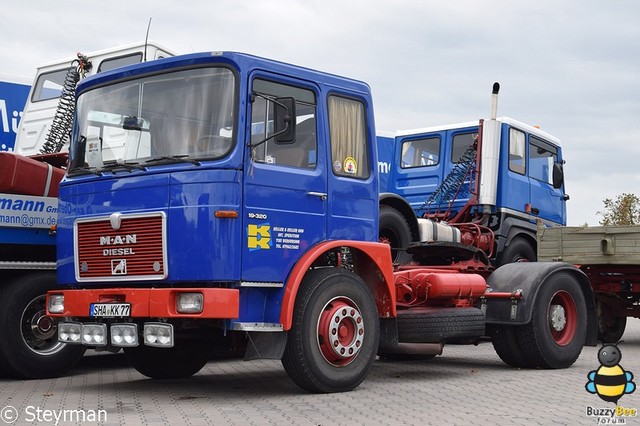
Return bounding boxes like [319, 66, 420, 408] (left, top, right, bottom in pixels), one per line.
[56, 167, 243, 285]
[0, 79, 30, 151]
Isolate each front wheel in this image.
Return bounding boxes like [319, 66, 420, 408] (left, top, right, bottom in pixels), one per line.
[0, 272, 85, 378]
[125, 343, 209, 379]
[282, 268, 379, 393]
[497, 237, 536, 266]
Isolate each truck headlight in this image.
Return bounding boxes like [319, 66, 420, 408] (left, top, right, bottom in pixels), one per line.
[177, 292, 203, 314]
[143, 323, 173, 347]
[110, 323, 139, 347]
[48, 294, 64, 314]
[81, 323, 107, 346]
[58, 322, 82, 344]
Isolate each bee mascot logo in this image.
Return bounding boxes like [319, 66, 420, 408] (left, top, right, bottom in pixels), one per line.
[586, 342, 636, 404]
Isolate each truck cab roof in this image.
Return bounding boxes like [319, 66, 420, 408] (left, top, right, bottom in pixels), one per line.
[389, 116, 561, 146]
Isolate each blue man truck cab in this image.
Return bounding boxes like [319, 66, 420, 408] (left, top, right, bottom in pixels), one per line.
[46, 53, 594, 393]
[377, 84, 568, 266]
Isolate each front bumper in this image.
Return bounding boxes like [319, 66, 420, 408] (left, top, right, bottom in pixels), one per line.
[46, 287, 240, 348]
[46, 287, 239, 318]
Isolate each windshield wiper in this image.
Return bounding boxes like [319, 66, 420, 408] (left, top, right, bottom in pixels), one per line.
[101, 160, 147, 172]
[144, 155, 201, 166]
[68, 166, 101, 176]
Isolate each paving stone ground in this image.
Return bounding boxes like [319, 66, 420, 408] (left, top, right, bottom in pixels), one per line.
[2, 321, 640, 425]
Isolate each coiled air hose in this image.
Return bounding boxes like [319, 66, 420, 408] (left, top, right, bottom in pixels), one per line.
[40, 53, 92, 154]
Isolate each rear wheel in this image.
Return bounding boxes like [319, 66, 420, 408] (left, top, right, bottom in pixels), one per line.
[125, 343, 209, 379]
[379, 205, 412, 264]
[514, 272, 587, 368]
[282, 268, 379, 393]
[488, 324, 530, 368]
[597, 302, 627, 343]
[0, 272, 85, 378]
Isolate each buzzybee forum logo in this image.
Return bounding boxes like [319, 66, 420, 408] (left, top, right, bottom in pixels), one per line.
[585, 342, 637, 423]
[586, 342, 636, 404]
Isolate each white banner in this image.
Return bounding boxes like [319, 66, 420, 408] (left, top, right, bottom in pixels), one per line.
[0, 193, 58, 229]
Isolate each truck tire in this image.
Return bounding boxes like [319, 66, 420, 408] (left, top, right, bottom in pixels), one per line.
[282, 268, 379, 393]
[396, 307, 485, 343]
[497, 237, 536, 266]
[597, 304, 627, 343]
[0, 272, 85, 379]
[487, 324, 530, 368]
[514, 272, 587, 368]
[379, 205, 412, 264]
[124, 344, 209, 379]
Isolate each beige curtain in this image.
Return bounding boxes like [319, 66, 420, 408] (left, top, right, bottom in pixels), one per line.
[328, 96, 369, 178]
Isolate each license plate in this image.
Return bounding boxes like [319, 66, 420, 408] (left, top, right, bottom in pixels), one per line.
[90, 303, 131, 317]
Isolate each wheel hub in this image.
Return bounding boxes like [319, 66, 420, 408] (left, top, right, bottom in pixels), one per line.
[317, 297, 365, 366]
[549, 304, 567, 332]
[21, 295, 64, 354]
[31, 311, 57, 339]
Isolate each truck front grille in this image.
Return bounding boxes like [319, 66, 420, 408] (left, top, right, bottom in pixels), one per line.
[75, 212, 167, 281]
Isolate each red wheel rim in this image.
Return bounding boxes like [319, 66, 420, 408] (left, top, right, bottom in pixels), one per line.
[379, 236, 391, 245]
[548, 290, 577, 346]
[317, 296, 364, 367]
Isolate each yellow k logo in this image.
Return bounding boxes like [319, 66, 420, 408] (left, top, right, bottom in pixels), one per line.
[248, 223, 271, 250]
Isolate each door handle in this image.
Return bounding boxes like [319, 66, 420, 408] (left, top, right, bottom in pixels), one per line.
[307, 191, 327, 201]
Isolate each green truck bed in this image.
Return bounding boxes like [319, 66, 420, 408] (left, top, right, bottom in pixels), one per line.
[537, 224, 640, 265]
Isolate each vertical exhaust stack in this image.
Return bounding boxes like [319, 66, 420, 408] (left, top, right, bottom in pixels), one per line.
[478, 82, 501, 212]
[490, 82, 500, 119]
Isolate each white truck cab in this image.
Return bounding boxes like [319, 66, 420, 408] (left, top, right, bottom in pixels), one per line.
[15, 42, 174, 156]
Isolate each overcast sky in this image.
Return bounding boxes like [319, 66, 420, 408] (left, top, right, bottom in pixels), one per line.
[2, 1, 639, 226]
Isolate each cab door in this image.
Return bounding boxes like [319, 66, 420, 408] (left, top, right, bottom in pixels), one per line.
[528, 136, 565, 225]
[498, 126, 531, 216]
[241, 75, 326, 283]
[325, 93, 378, 242]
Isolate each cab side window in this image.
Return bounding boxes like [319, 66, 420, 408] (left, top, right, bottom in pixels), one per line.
[97, 53, 143, 73]
[529, 136, 557, 185]
[31, 69, 69, 102]
[509, 128, 526, 175]
[251, 79, 317, 168]
[327, 95, 369, 179]
[451, 132, 477, 163]
[401, 137, 440, 168]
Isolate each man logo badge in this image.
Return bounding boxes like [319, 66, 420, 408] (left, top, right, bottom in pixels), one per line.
[111, 259, 127, 275]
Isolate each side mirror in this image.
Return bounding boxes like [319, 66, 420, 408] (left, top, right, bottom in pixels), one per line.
[274, 97, 296, 144]
[552, 162, 564, 189]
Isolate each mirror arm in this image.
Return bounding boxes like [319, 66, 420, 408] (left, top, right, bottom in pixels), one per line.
[247, 120, 290, 149]
[247, 93, 292, 149]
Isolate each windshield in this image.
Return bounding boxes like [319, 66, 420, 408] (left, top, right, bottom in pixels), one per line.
[69, 67, 236, 172]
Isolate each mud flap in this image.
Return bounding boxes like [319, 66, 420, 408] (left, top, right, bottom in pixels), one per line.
[484, 262, 597, 346]
[244, 331, 288, 360]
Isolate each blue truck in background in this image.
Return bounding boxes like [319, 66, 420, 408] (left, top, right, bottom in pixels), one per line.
[46, 52, 595, 393]
[0, 75, 30, 151]
[376, 84, 568, 266]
